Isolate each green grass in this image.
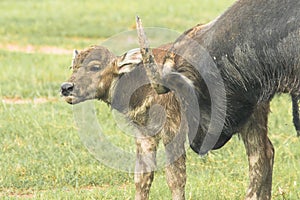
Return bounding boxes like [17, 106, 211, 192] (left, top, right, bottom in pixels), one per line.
[1, 97, 299, 199]
[0, 50, 70, 98]
[0, 102, 134, 198]
[0, 0, 299, 199]
[0, 0, 234, 48]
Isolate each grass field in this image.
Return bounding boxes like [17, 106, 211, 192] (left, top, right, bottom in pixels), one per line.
[0, 0, 299, 199]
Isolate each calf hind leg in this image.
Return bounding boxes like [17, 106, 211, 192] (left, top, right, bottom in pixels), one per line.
[240, 103, 274, 200]
[164, 133, 186, 200]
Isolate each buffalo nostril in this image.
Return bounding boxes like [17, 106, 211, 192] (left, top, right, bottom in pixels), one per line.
[61, 82, 74, 96]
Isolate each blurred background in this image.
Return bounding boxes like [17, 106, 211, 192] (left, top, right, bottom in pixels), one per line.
[0, 0, 299, 199]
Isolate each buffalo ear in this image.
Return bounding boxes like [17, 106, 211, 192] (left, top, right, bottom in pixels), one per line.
[71, 49, 79, 67]
[73, 49, 79, 58]
[116, 48, 142, 74]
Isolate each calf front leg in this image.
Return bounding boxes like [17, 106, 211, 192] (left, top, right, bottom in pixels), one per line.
[240, 103, 274, 200]
[134, 135, 159, 200]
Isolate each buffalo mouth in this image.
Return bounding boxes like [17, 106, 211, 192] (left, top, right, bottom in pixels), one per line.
[62, 93, 96, 105]
[60, 89, 85, 104]
[63, 95, 79, 104]
[61, 82, 87, 104]
[60, 82, 100, 104]
[61, 92, 96, 105]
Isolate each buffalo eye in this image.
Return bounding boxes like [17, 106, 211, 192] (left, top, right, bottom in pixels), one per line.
[90, 65, 101, 71]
